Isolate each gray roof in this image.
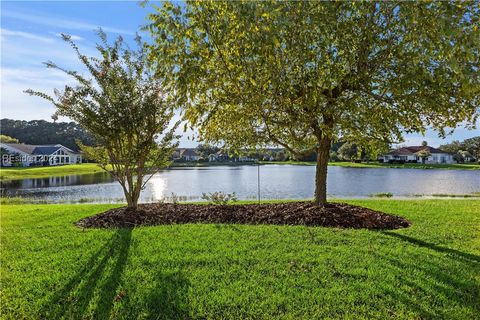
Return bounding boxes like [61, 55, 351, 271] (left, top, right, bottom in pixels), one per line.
[386, 146, 451, 156]
[180, 148, 198, 157]
[2, 143, 38, 154]
[32, 146, 61, 155]
[1, 143, 78, 155]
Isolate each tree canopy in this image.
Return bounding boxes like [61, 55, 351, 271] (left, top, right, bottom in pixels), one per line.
[440, 136, 480, 161]
[0, 134, 20, 144]
[147, 1, 479, 204]
[0, 119, 94, 150]
[26, 31, 179, 209]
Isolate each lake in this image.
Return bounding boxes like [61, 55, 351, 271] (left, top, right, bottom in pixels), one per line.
[1, 165, 479, 203]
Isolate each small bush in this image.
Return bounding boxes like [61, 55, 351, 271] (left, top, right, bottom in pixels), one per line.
[368, 192, 393, 198]
[168, 192, 183, 205]
[201, 191, 238, 205]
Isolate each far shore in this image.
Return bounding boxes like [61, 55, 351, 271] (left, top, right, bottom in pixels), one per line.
[1, 161, 479, 181]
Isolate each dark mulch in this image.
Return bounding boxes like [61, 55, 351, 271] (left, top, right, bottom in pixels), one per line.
[76, 202, 411, 230]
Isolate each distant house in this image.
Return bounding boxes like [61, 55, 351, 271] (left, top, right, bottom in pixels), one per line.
[381, 146, 455, 164]
[459, 151, 477, 163]
[0, 143, 82, 167]
[208, 151, 229, 162]
[179, 148, 201, 161]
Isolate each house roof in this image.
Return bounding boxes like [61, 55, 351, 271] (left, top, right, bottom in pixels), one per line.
[1, 143, 79, 155]
[180, 148, 198, 157]
[386, 146, 450, 156]
[32, 146, 61, 155]
[2, 143, 37, 154]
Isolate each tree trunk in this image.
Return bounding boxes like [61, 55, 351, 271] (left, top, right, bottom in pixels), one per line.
[314, 137, 331, 206]
[122, 182, 140, 210]
[124, 190, 136, 210]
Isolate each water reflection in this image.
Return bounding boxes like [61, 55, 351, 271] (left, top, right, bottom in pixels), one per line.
[1, 165, 479, 203]
[1, 171, 113, 191]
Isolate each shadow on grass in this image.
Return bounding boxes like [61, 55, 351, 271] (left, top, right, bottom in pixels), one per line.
[41, 228, 132, 319]
[141, 272, 190, 319]
[41, 228, 191, 319]
[382, 231, 480, 263]
[376, 231, 480, 317]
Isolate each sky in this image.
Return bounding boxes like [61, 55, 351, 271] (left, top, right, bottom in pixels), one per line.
[1, 1, 478, 148]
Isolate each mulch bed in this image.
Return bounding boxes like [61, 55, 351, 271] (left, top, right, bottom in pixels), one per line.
[76, 202, 411, 230]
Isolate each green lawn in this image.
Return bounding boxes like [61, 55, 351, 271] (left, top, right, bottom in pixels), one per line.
[0, 163, 107, 180]
[1, 200, 479, 319]
[261, 160, 480, 170]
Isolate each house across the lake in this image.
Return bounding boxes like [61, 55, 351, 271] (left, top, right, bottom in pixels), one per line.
[175, 148, 201, 161]
[381, 146, 455, 164]
[0, 143, 82, 167]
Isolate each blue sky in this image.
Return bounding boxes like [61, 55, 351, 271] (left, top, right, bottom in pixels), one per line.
[1, 1, 478, 148]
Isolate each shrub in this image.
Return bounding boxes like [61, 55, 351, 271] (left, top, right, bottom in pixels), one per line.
[201, 191, 238, 205]
[368, 192, 393, 198]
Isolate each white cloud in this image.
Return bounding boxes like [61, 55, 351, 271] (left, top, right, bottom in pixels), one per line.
[1, 28, 98, 68]
[1, 26, 97, 121]
[3, 9, 135, 36]
[1, 28, 54, 43]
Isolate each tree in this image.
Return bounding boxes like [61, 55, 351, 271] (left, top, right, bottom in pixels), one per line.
[421, 140, 428, 147]
[196, 143, 220, 159]
[440, 136, 480, 160]
[416, 149, 431, 164]
[439, 140, 463, 154]
[329, 151, 340, 162]
[0, 118, 94, 151]
[26, 31, 179, 209]
[462, 137, 480, 160]
[147, 1, 479, 205]
[458, 150, 474, 162]
[337, 142, 359, 162]
[0, 135, 19, 143]
[275, 150, 288, 161]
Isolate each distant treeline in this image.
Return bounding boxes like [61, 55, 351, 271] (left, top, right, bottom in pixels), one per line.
[0, 119, 94, 151]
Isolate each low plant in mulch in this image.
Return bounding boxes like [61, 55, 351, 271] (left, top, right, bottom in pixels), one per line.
[76, 202, 411, 230]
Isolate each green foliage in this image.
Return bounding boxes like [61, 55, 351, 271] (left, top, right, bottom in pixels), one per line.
[0, 119, 94, 151]
[337, 142, 359, 161]
[195, 144, 220, 159]
[25, 31, 179, 208]
[0, 134, 19, 143]
[146, 1, 479, 204]
[329, 151, 339, 162]
[415, 149, 431, 164]
[440, 136, 479, 164]
[462, 137, 480, 159]
[368, 192, 393, 198]
[440, 136, 480, 161]
[274, 150, 288, 161]
[201, 191, 238, 205]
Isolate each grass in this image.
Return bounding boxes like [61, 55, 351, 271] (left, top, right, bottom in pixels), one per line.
[0, 163, 107, 180]
[1, 200, 479, 319]
[260, 161, 480, 170]
[430, 193, 480, 198]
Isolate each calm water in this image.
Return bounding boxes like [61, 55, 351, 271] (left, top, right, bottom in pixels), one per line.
[2, 165, 479, 203]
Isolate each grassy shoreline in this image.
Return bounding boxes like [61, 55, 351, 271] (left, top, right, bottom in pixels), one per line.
[1, 161, 478, 181]
[0, 163, 107, 180]
[1, 199, 479, 319]
[261, 160, 480, 170]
